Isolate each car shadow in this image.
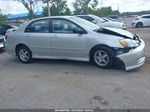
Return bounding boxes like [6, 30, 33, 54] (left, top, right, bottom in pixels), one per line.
[0, 49, 5, 54]
[33, 59, 124, 70]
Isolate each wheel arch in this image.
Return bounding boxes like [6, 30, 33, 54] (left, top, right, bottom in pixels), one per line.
[15, 43, 30, 56]
[89, 44, 116, 61]
[136, 22, 143, 27]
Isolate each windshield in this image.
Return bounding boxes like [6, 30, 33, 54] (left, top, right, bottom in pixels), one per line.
[70, 16, 100, 31]
[90, 15, 106, 22]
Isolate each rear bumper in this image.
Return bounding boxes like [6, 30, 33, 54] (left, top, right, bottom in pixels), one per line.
[117, 39, 145, 71]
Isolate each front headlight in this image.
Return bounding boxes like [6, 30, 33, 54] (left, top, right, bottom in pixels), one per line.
[120, 39, 140, 48]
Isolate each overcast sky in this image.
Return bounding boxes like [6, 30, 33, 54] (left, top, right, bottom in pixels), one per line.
[0, 0, 150, 15]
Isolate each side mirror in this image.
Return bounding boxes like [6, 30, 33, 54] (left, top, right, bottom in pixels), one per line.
[73, 28, 85, 34]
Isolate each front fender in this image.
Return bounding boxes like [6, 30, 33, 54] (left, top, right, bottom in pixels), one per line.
[85, 33, 124, 56]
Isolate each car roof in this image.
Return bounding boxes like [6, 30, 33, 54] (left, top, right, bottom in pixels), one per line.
[75, 14, 94, 17]
[31, 16, 73, 21]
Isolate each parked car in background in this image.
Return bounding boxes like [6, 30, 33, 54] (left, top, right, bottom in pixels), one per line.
[6, 16, 145, 71]
[0, 24, 19, 35]
[103, 17, 127, 26]
[106, 17, 122, 22]
[132, 14, 150, 28]
[107, 15, 121, 22]
[0, 34, 6, 51]
[77, 15, 127, 30]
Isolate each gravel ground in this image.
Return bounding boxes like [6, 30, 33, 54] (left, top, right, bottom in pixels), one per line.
[0, 19, 150, 109]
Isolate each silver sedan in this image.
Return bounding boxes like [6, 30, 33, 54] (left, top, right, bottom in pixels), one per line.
[6, 16, 145, 71]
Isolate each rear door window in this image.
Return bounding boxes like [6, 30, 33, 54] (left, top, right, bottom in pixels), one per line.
[25, 19, 49, 33]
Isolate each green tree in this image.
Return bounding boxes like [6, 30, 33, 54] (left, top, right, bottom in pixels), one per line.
[73, 0, 98, 14]
[42, 0, 71, 16]
[95, 7, 120, 17]
[0, 15, 7, 24]
[121, 10, 150, 16]
[112, 10, 120, 15]
[14, 0, 39, 19]
[91, 0, 98, 9]
[97, 7, 112, 16]
[0, 9, 7, 24]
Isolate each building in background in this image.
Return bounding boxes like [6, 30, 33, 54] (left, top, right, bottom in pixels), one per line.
[7, 12, 43, 22]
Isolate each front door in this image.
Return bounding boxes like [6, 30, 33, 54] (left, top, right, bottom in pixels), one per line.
[51, 18, 87, 58]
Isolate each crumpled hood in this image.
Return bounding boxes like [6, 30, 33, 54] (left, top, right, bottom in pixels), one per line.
[97, 27, 133, 39]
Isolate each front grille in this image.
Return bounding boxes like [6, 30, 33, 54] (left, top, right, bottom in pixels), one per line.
[0, 38, 4, 43]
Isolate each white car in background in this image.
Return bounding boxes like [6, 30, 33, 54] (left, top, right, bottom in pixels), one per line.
[132, 14, 150, 28]
[77, 15, 127, 30]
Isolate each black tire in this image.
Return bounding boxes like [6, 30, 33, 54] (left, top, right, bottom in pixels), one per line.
[136, 22, 143, 28]
[91, 46, 116, 69]
[0, 48, 5, 53]
[16, 46, 33, 63]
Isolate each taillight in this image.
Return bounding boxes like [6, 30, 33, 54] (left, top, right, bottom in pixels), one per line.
[4, 35, 8, 40]
[134, 18, 139, 20]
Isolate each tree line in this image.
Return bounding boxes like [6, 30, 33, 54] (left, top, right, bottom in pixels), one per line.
[0, 0, 150, 22]
[0, 9, 7, 23]
[42, 0, 120, 17]
[13, 0, 120, 18]
[0, 0, 120, 21]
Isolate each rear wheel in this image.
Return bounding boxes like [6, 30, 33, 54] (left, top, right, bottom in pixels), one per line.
[91, 46, 116, 68]
[16, 46, 33, 63]
[136, 22, 143, 28]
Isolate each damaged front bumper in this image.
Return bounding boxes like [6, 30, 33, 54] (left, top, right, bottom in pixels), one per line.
[116, 39, 145, 71]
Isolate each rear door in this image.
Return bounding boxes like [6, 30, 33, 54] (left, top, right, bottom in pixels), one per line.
[25, 19, 51, 56]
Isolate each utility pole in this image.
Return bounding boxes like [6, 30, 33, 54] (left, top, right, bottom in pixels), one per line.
[118, 4, 120, 12]
[47, 1, 51, 16]
[43, 0, 51, 16]
[101, 0, 103, 8]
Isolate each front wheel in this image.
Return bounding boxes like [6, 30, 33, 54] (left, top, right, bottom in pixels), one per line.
[17, 46, 33, 63]
[91, 46, 116, 68]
